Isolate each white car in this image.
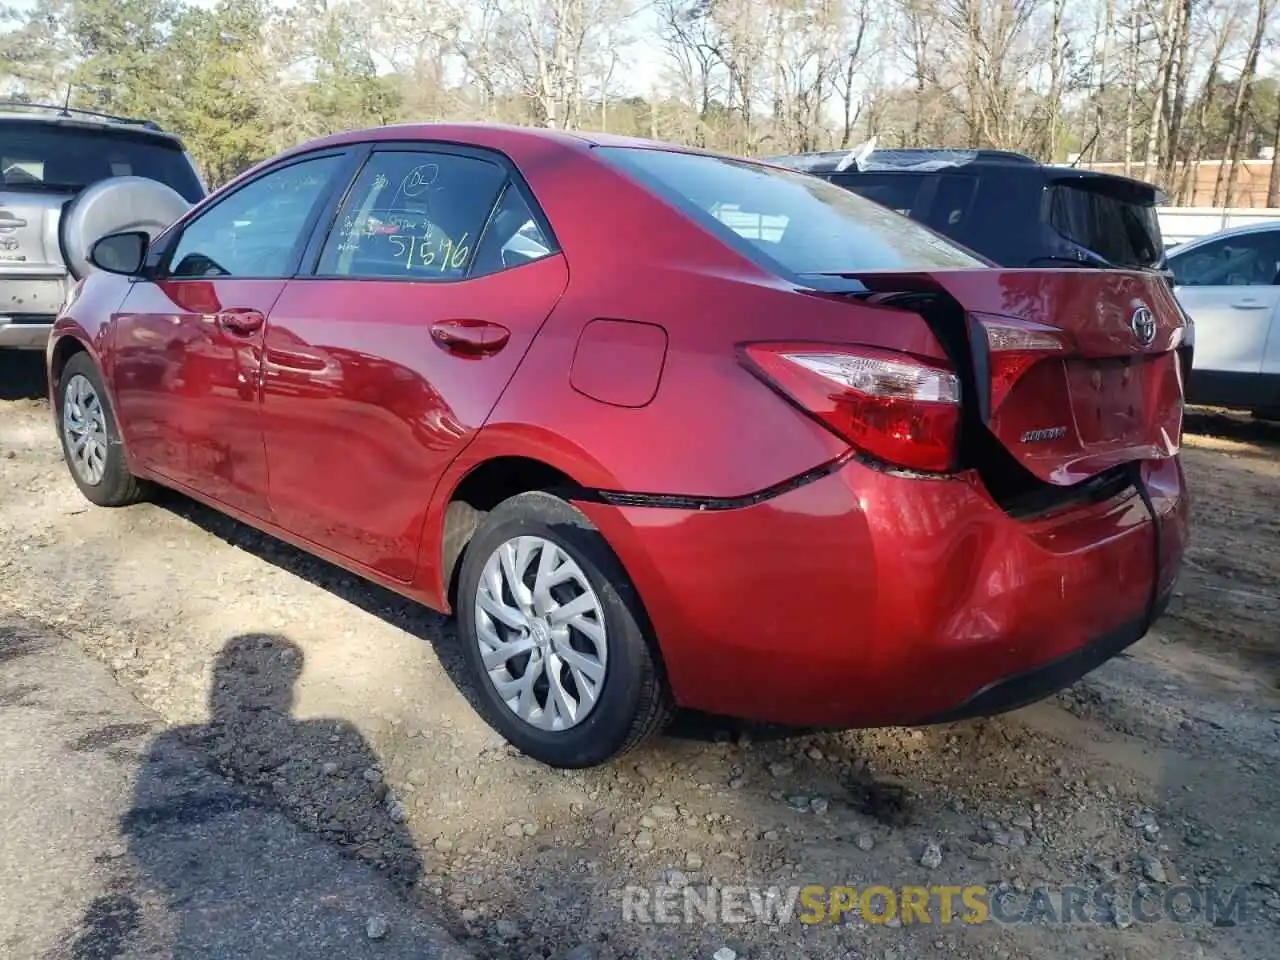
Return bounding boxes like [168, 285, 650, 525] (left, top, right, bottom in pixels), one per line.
[1167, 221, 1280, 417]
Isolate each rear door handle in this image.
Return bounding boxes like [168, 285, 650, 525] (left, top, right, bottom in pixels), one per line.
[1230, 298, 1271, 310]
[216, 308, 266, 334]
[430, 319, 511, 356]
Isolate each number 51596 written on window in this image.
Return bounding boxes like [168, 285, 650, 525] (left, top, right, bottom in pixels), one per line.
[388, 232, 471, 273]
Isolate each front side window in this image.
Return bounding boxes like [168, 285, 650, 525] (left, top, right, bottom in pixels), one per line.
[167, 155, 343, 278]
[599, 147, 983, 277]
[1169, 231, 1280, 287]
[316, 151, 508, 280]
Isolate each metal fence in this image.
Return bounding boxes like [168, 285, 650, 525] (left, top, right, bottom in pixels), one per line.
[1158, 207, 1280, 246]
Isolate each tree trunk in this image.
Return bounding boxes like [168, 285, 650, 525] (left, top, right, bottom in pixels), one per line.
[1215, 0, 1269, 207]
[1160, 0, 1192, 189]
[1123, 14, 1137, 177]
[1183, 17, 1230, 204]
[1091, 0, 1115, 166]
[1267, 84, 1280, 205]
[1143, 0, 1173, 180]
[1046, 0, 1065, 160]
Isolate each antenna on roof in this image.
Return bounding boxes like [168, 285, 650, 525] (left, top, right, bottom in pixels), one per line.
[835, 135, 878, 172]
[1071, 129, 1098, 168]
[59, 84, 72, 116]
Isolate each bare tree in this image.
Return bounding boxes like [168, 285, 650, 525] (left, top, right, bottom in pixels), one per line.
[832, 0, 872, 147]
[1214, 0, 1274, 206]
[656, 0, 723, 144]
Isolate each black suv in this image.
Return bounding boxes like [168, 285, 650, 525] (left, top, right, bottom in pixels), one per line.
[767, 146, 1167, 273]
[1, 102, 206, 350]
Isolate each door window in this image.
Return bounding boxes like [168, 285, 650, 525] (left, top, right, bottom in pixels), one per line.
[316, 151, 508, 280]
[1169, 231, 1280, 287]
[167, 155, 344, 279]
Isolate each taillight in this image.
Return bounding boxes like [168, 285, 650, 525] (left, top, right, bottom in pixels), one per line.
[972, 313, 1071, 414]
[741, 343, 962, 473]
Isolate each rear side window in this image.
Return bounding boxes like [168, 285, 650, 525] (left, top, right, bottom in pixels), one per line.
[929, 176, 980, 229]
[469, 185, 555, 276]
[0, 120, 204, 202]
[599, 147, 982, 276]
[317, 151, 507, 280]
[1047, 182, 1163, 269]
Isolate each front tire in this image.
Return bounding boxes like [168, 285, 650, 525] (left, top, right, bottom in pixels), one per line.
[56, 352, 146, 507]
[456, 491, 672, 768]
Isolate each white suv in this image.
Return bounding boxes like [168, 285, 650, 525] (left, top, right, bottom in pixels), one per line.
[0, 102, 205, 350]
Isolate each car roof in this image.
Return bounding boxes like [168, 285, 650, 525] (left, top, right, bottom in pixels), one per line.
[211, 122, 739, 200]
[771, 146, 1040, 174]
[0, 104, 185, 146]
[1166, 219, 1280, 256]
[285, 122, 711, 157]
[771, 146, 1162, 197]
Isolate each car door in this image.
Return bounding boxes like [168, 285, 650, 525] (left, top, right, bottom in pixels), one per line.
[111, 151, 352, 518]
[259, 144, 570, 582]
[1169, 228, 1280, 376]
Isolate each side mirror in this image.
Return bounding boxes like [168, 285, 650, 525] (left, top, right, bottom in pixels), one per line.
[88, 231, 150, 276]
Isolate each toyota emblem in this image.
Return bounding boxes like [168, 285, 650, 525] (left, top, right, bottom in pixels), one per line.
[1129, 304, 1156, 346]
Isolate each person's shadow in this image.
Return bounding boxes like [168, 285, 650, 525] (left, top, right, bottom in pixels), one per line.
[93, 633, 455, 958]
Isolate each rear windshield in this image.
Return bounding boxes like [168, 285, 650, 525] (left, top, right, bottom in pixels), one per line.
[598, 147, 983, 277]
[0, 121, 205, 202]
[1047, 181, 1163, 269]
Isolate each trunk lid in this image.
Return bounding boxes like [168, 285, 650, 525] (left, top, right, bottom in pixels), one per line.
[834, 268, 1190, 487]
[0, 191, 71, 319]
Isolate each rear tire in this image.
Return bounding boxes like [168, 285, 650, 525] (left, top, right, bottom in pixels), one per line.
[455, 491, 672, 768]
[56, 352, 146, 507]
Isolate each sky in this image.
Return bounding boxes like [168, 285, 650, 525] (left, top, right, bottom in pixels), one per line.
[6, 0, 672, 98]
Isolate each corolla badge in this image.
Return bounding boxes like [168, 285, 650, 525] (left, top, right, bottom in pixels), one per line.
[1021, 426, 1068, 443]
[1130, 304, 1157, 346]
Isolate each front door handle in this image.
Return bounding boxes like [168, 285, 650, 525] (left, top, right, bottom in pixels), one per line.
[216, 308, 266, 334]
[430, 319, 511, 356]
[1230, 298, 1270, 310]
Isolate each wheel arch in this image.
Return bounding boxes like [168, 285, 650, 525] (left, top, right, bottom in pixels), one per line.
[437, 454, 592, 613]
[48, 333, 93, 395]
[429, 441, 674, 701]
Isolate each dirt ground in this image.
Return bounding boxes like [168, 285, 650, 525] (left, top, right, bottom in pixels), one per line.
[2, 351, 1279, 960]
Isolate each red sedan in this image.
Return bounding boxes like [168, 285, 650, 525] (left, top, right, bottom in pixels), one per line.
[47, 124, 1190, 768]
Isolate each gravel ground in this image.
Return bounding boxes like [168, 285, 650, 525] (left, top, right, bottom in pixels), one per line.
[3, 351, 1279, 960]
[0, 615, 468, 960]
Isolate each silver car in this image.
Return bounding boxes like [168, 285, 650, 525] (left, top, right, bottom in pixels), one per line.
[1167, 221, 1280, 417]
[1, 102, 204, 350]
